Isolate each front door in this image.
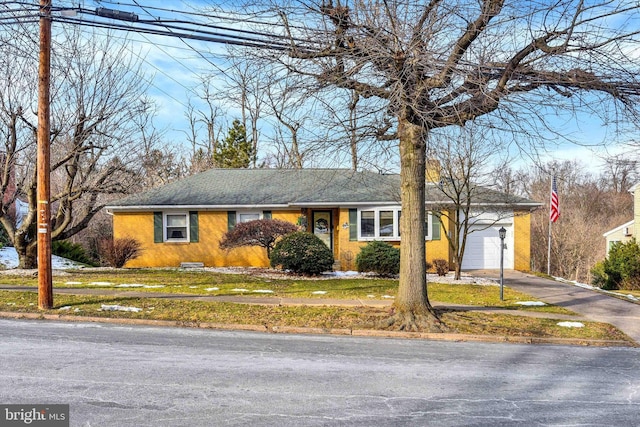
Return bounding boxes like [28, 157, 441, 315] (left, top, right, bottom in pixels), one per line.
[312, 210, 333, 250]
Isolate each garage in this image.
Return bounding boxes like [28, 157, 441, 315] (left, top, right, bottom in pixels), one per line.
[461, 224, 514, 270]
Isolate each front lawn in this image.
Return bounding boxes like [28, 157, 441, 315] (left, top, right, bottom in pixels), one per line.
[0, 268, 633, 345]
[0, 268, 572, 314]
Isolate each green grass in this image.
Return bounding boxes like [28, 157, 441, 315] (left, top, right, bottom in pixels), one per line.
[0, 291, 632, 344]
[0, 268, 573, 314]
[0, 268, 632, 344]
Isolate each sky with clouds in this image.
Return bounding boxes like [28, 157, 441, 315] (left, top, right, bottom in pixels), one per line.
[46, 0, 640, 174]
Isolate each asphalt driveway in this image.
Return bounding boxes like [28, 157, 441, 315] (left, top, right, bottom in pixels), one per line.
[470, 270, 640, 344]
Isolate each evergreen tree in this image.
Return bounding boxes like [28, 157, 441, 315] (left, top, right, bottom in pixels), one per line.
[213, 119, 254, 168]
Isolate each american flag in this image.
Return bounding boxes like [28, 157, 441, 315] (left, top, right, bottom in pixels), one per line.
[550, 176, 559, 223]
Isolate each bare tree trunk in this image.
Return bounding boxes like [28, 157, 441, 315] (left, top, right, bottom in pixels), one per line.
[387, 119, 441, 331]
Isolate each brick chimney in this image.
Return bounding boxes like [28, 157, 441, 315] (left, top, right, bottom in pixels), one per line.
[426, 158, 441, 183]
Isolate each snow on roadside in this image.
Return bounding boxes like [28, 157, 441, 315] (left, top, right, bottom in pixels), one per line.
[557, 321, 585, 328]
[100, 304, 142, 313]
[553, 276, 640, 302]
[0, 246, 85, 270]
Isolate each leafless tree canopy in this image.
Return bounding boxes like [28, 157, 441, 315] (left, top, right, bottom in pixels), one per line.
[0, 23, 154, 268]
[235, 0, 640, 329]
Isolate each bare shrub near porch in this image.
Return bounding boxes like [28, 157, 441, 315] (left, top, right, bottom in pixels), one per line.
[219, 219, 299, 258]
[100, 238, 142, 268]
[433, 259, 449, 277]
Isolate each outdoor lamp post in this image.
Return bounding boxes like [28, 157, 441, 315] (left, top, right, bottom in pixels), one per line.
[499, 227, 506, 301]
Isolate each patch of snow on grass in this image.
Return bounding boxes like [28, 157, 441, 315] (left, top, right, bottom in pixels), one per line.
[116, 284, 144, 288]
[516, 301, 546, 306]
[557, 321, 584, 328]
[143, 285, 164, 289]
[231, 288, 249, 292]
[326, 271, 361, 277]
[100, 304, 142, 313]
[59, 306, 71, 311]
[382, 295, 395, 299]
[0, 246, 86, 269]
[253, 289, 274, 293]
[65, 281, 82, 285]
[89, 282, 113, 286]
[205, 287, 219, 291]
[311, 291, 327, 295]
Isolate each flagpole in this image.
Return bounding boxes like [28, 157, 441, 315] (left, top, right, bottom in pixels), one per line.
[547, 174, 559, 276]
[547, 177, 552, 276]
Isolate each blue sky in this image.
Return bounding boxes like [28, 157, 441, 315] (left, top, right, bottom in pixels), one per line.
[48, 0, 640, 174]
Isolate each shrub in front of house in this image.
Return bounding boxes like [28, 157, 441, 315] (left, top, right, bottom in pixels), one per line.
[600, 239, 640, 290]
[590, 260, 607, 289]
[355, 241, 400, 277]
[99, 237, 143, 268]
[52, 240, 98, 266]
[433, 258, 449, 276]
[270, 232, 334, 275]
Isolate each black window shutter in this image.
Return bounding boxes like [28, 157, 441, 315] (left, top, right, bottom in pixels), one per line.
[263, 211, 272, 219]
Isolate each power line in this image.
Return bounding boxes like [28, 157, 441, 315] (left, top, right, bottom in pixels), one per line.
[72, 0, 310, 30]
[53, 14, 300, 51]
[3, 2, 318, 52]
[130, 0, 225, 76]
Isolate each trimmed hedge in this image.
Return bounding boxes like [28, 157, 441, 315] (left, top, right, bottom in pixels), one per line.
[270, 232, 334, 275]
[355, 241, 400, 277]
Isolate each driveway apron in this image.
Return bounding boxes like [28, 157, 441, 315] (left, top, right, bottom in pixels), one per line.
[470, 270, 640, 344]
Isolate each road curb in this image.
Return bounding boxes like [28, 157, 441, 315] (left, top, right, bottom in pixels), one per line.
[0, 311, 634, 347]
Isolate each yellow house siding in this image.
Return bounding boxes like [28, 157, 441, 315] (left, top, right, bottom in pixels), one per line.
[427, 211, 451, 266]
[113, 210, 300, 268]
[336, 208, 363, 271]
[513, 210, 531, 271]
[335, 208, 450, 271]
[113, 207, 531, 271]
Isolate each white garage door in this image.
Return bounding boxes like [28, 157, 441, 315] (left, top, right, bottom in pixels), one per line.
[461, 225, 513, 270]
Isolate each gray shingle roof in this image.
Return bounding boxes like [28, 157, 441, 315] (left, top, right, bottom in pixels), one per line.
[107, 168, 539, 209]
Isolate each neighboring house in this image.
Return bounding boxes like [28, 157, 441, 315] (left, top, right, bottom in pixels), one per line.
[105, 168, 540, 271]
[603, 183, 639, 251]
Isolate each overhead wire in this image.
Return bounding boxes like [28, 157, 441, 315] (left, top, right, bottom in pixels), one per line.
[2, 1, 319, 52]
[82, 0, 310, 31]
[130, 0, 229, 79]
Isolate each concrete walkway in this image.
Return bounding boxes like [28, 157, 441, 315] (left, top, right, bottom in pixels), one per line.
[469, 270, 640, 343]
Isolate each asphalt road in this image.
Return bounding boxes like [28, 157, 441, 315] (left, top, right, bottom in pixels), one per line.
[2, 319, 640, 426]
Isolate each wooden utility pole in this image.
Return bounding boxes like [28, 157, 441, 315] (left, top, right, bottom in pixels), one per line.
[37, 0, 53, 309]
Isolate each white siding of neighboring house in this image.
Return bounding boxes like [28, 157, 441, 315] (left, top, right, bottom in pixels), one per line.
[604, 220, 634, 253]
[604, 183, 639, 254]
[634, 184, 640, 240]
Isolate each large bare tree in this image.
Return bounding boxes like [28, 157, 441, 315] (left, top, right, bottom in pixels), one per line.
[0, 23, 151, 268]
[249, 0, 640, 330]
